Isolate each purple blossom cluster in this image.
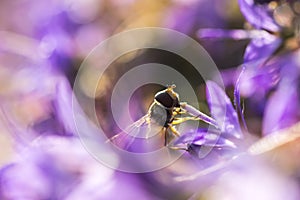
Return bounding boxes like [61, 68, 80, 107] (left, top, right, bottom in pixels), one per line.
[0, 0, 300, 199]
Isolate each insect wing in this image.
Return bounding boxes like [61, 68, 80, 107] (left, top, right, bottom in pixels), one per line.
[109, 115, 165, 153]
[109, 115, 148, 150]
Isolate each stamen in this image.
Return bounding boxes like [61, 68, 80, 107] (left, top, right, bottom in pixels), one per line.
[273, 3, 294, 27]
[268, 1, 278, 10]
[293, 1, 300, 14]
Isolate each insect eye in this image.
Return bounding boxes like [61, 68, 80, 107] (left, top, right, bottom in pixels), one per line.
[155, 90, 180, 108]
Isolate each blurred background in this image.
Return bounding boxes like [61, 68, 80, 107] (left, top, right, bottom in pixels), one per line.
[0, 0, 246, 162]
[1, 0, 300, 199]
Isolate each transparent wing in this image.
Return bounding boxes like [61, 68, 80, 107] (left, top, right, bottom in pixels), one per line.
[108, 115, 148, 149]
[108, 114, 165, 153]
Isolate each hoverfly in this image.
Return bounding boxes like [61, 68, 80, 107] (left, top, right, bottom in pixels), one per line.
[108, 84, 218, 152]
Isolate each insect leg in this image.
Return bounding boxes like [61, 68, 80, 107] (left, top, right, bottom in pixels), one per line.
[164, 126, 188, 150]
[168, 146, 188, 151]
[173, 109, 187, 116]
[172, 116, 201, 125]
[164, 126, 180, 146]
[169, 125, 181, 137]
[164, 127, 168, 146]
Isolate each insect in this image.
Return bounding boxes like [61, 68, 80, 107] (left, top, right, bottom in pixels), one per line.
[108, 84, 218, 152]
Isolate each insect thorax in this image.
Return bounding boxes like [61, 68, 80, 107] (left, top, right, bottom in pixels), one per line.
[148, 102, 173, 127]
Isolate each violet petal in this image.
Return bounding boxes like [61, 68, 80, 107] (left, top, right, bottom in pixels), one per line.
[243, 33, 282, 63]
[54, 78, 77, 135]
[206, 81, 242, 139]
[238, 62, 280, 98]
[203, 134, 237, 149]
[262, 64, 299, 135]
[197, 29, 264, 40]
[174, 130, 206, 146]
[238, 0, 280, 32]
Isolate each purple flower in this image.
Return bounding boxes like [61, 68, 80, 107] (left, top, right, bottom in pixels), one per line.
[2, 1, 300, 199]
[200, 155, 300, 200]
[198, 0, 300, 135]
[164, 0, 228, 34]
[0, 62, 77, 146]
[238, 0, 280, 32]
[0, 135, 155, 199]
[206, 81, 242, 139]
[262, 53, 300, 134]
[238, 0, 300, 134]
[174, 81, 242, 158]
